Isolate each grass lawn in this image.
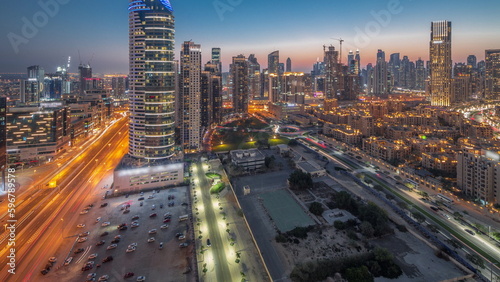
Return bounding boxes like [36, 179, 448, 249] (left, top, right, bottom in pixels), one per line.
[205, 173, 221, 179]
[210, 182, 226, 194]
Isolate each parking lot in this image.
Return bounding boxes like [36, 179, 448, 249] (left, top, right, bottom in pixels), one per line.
[42, 187, 195, 282]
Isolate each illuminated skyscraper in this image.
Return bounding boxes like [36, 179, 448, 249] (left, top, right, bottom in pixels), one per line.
[324, 45, 340, 99]
[268, 50, 279, 74]
[230, 55, 249, 113]
[485, 49, 500, 99]
[180, 41, 202, 153]
[128, 0, 176, 160]
[430, 20, 452, 106]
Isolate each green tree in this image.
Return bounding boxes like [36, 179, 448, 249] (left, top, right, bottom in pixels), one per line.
[360, 221, 375, 238]
[344, 266, 373, 282]
[374, 247, 393, 263]
[309, 202, 324, 216]
[288, 170, 313, 190]
[412, 212, 426, 223]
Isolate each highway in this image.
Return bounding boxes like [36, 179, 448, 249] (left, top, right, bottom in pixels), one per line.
[192, 162, 233, 282]
[0, 117, 129, 281]
[299, 136, 500, 280]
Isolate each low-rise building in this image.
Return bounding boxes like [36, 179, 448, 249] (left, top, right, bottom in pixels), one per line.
[323, 123, 362, 145]
[421, 152, 457, 174]
[230, 149, 265, 171]
[362, 137, 410, 163]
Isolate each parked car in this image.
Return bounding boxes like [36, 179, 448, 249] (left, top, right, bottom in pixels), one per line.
[136, 276, 146, 281]
[126, 247, 136, 253]
[64, 257, 73, 265]
[101, 222, 110, 227]
[132, 215, 139, 220]
[88, 253, 98, 260]
[138, 197, 144, 201]
[147, 237, 155, 243]
[149, 213, 157, 218]
[124, 272, 135, 278]
[106, 244, 117, 250]
[160, 224, 169, 229]
[96, 240, 106, 246]
[95, 217, 102, 223]
[102, 256, 114, 263]
[74, 248, 85, 254]
[179, 242, 189, 248]
[78, 237, 88, 243]
[100, 232, 109, 237]
[77, 224, 86, 228]
[148, 229, 157, 234]
[207, 238, 211, 247]
[79, 231, 90, 237]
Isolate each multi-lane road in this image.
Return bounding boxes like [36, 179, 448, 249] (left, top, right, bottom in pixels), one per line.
[0, 116, 129, 281]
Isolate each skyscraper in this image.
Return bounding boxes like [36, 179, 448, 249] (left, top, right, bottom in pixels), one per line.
[21, 65, 44, 103]
[324, 45, 340, 99]
[211, 47, 222, 74]
[78, 64, 92, 96]
[485, 49, 500, 99]
[286, 57, 292, 72]
[128, 0, 176, 160]
[430, 20, 452, 107]
[415, 58, 426, 90]
[467, 55, 477, 69]
[230, 55, 249, 113]
[388, 53, 400, 87]
[369, 49, 389, 97]
[354, 50, 361, 75]
[180, 41, 202, 153]
[268, 50, 279, 74]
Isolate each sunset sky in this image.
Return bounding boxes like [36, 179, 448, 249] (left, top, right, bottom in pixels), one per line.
[1, 0, 499, 74]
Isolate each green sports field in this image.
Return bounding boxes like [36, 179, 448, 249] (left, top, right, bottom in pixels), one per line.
[261, 189, 315, 232]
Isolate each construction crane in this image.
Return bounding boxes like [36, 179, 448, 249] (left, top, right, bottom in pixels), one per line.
[331, 38, 344, 65]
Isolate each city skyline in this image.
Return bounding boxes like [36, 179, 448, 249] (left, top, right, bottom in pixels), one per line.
[1, 0, 500, 74]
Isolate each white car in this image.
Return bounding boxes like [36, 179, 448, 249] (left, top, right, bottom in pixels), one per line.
[128, 243, 138, 249]
[148, 229, 157, 234]
[147, 237, 155, 243]
[78, 237, 88, 243]
[95, 217, 102, 223]
[178, 235, 185, 240]
[137, 276, 146, 281]
[131, 223, 139, 228]
[80, 210, 89, 215]
[106, 244, 117, 250]
[77, 224, 86, 228]
[101, 222, 110, 227]
[98, 275, 109, 281]
[64, 257, 73, 265]
[126, 247, 136, 253]
[160, 224, 169, 229]
[87, 273, 97, 279]
[88, 253, 98, 260]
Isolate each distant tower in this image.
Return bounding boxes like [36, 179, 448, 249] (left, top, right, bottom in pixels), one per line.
[286, 57, 292, 72]
[180, 41, 202, 153]
[430, 20, 452, 107]
[324, 45, 340, 99]
[372, 50, 389, 97]
[230, 55, 249, 113]
[354, 50, 361, 75]
[128, 0, 176, 160]
[485, 49, 500, 99]
[78, 64, 92, 96]
[268, 50, 279, 74]
[211, 47, 221, 73]
[347, 50, 354, 73]
[467, 55, 477, 69]
[21, 65, 45, 103]
[415, 58, 426, 90]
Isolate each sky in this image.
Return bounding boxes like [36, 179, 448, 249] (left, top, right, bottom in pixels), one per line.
[1, 0, 499, 74]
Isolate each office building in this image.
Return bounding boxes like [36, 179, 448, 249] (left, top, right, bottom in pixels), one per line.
[286, 57, 292, 72]
[389, 53, 400, 87]
[324, 45, 340, 99]
[415, 58, 426, 90]
[430, 21, 452, 106]
[78, 64, 92, 96]
[369, 49, 390, 97]
[485, 49, 500, 99]
[180, 41, 202, 153]
[21, 65, 45, 103]
[230, 55, 249, 113]
[128, 0, 177, 160]
[268, 51, 279, 74]
[467, 55, 477, 69]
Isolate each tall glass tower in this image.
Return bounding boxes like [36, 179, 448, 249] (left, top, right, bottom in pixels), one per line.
[430, 20, 452, 107]
[128, 0, 176, 160]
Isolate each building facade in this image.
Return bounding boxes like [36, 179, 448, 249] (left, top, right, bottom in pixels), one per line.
[128, 0, 177, 160]
[430, 21, 452, 106]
